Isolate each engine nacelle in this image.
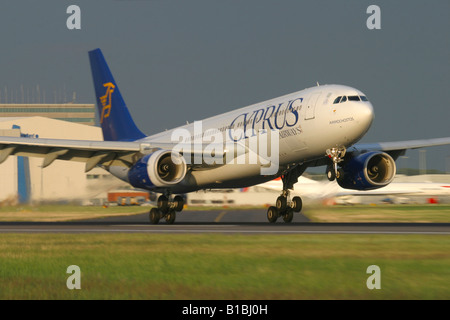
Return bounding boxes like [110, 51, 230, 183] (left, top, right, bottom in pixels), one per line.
[128, 150, 187, 189]
[337, 151, 396, 190]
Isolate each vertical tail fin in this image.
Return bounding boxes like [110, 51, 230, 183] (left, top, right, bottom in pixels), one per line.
[88, 48, 145, 141]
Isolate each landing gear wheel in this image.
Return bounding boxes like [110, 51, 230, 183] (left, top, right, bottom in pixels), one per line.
[283, 208, 294, 223]
[164, 210, 176, 224]
[173, 195, 184, 212]
[326, 147, 346, 182]
[326, 166, 336, 181]
[276, 196, 287, 211]
[268, 163, 309, 224]
[292, 196, 302, 213]
[267, 206, 279, 223]
[157, 195, 169, 212]
[149, 208, 161, 224]
[336, 168, 344, 180]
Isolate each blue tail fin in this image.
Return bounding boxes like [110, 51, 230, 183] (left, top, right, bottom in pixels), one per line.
[88, 48, 145, 141]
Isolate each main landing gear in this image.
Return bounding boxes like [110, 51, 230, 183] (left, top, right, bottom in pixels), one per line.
[149, 194, 184, 224]
[267, 192, 302, 223]
[267, 164, 307, 223]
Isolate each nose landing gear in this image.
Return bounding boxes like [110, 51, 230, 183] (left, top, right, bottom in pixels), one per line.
[326, 147, 346, 181]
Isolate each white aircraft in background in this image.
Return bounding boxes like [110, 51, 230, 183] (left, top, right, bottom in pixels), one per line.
[259, 176, 450, 205]
[0, 48, 449, 224]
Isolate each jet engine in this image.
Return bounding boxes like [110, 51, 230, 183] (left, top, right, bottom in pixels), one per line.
[337, 151, 396, 190]
[128, 150, 187, 189]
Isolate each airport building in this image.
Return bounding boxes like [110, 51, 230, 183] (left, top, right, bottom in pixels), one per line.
[0, 116, 126, 205]
[0, 103, 135, 205]
[0, 104, 96, 126]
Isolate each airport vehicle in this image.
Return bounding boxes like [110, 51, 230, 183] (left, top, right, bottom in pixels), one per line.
[0, 49, 449, 223]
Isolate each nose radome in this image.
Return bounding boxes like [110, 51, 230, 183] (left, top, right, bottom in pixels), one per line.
[364, 102, 374, 122]
[359, 102, 374, 130]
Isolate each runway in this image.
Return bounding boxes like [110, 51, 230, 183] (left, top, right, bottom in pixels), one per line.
[0, 209, 450, 235]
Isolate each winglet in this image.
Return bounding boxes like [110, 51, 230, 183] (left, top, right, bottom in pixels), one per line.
[88, 48, 146, 141]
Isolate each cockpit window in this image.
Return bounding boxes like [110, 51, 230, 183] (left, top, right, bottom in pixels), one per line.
[333, 95, 368, 105]
[348, 95, 360, 101]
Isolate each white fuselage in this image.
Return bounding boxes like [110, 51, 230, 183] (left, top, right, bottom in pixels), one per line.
[132, 84, 374, 193]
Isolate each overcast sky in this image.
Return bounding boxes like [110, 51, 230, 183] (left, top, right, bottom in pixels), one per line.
[0, 0, 449, 171]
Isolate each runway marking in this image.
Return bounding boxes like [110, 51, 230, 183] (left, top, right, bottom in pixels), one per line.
[214, 211, 227, 223]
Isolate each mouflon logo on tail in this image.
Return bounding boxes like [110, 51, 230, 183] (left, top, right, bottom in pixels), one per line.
[99, 82, 115, 123]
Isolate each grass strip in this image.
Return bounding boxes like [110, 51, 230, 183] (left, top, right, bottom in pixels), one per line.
[0, 233, 449, 299]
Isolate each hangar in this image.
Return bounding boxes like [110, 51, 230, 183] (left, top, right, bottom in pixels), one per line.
[0, 116, 125, 204]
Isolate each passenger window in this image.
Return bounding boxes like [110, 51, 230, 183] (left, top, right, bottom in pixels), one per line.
[333, 96, 341, 104]
[340, 96, 347, 103]
[348, 95, 360, 101]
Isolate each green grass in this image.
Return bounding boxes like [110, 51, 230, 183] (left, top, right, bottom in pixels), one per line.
[0, 233, 449, 299]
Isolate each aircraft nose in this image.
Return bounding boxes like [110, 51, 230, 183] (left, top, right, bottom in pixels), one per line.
[359, 102, 374, 129]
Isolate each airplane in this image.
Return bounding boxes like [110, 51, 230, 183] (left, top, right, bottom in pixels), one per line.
[259, 176, 450, 204]
[0, 48, 449, 224]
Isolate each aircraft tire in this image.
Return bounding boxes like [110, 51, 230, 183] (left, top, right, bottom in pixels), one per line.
[173, 195, 184, 212]
[283, 208, 294, 223]
[276, 196, 287, 211]
[149, 208, 161, 224]
[165, 210, 176, 224]
[336, 168, 345, 180]
[326, 166, 335, 181]
[267, 206, 279, 223]
[292, 196, 302, 213]
[157, 195, 169, 212]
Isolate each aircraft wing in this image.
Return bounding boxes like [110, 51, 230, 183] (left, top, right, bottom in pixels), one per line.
[349, 137, 450, 158]
[0, 136, 143, 172]
[0, 136, 232, 172]
[225, 136, 450, 170]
